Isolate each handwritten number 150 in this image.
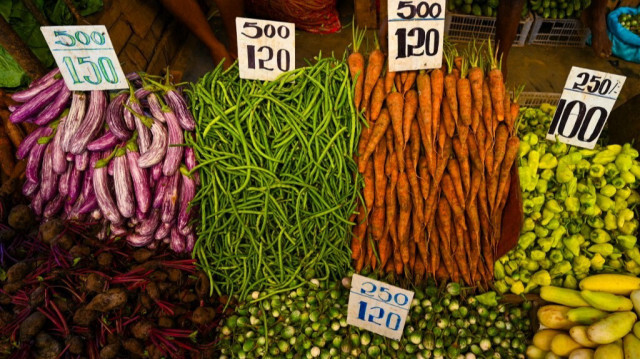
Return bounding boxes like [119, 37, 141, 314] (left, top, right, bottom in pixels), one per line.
[63, 56, 119, 85]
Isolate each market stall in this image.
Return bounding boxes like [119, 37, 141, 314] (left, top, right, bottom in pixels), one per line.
[1, 0, 640, 358]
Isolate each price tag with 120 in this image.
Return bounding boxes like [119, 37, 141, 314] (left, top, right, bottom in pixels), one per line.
[236, 17, 295, 81]
[387, 0, 445, 72]
[41, 25, 127, 91]
[346, 274, 414, 341]
[547, 66, 626, 149]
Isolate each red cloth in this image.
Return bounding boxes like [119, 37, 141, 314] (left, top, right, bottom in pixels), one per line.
[245, 0, 342, 34]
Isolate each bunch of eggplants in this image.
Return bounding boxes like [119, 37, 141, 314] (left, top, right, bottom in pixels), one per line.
[9, 68, 198, 253]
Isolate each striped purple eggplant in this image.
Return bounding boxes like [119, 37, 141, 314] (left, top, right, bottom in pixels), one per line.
[161, 174, 180, 223]
[23, 180, 38, 197]
[87, 131, 119, 152]
[134, 115, 152, 154]
[67, 166, 82, 205]
[105, 93, 130, 140]
[40, 144, 57, 202]
[61, 92, 87, 152]
[75, 151, 89, 171]
[162, 107, 183, 176]
[164, 89, 195, 131]
[69, 91, 107, 155]
[10, 79, 65, 123]
[77, 193, 98, 215]
[81, 152, 100, 200]
[113, 154, 135, 218]
[110, 224, 128, 237]
[126, 148, 151, 213]
[147, 93, 165, 123]
[31, 192, 44, 216]
[44, 195, 65, 218]
[26, 143, 46, 183]
[126, 72, 141, 81]
[186, 233, 195, 252]
[17, 126, 50, 159]
[170, 228, 186, 252]
[93, 161, 122, 224]
[107, 159, 115, 176]
[155, 222, 171, 240]
[184, 146, 200, 185]
[137, 119, 167, 168]
[34, 85, 71, 125]
[153, 176, 169, 209]
[52, 121, 67, 174]
[136, 209, 159, 236]
[151, 163, 162, 181]
[11, 68, 60, 102]
[178, 172, 195, 231]
[59, 164, 72, 196]
[128, 233, 153, 247]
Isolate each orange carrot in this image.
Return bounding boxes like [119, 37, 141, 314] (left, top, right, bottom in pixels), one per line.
[393, 245, 403, 275]
[395, 75, 403, 96]
[431, 68, 444, 142]
[374, 136, 387, 207]
[2, 116, 24, 148]
[503, 90, 512, 129]
[424, 184, 440, 237]
[385, 69, 396, 95]
[361, 46, 385, 111]
[467, 186, 482, 275]
[482, 81, 493, 141]
[405, 151, 424, 225]
[371, 206, 386, 241]
[387, 90, 405, 171]
[386, 154, 399, 246]
[401, 71, 408, 84]
[437, 116, 447, 152]
[418, 110, 436, 177]
[397, 172, 412, 264]
[457, 59, 472, 128]
[403, 90, 418, 149]
[458, 125, 469, 151]
[416, 71, 433, 154]
[418, 157, 430, 200]
[492, 124, 509, 174]
[452, 137, 471, 197]
[366, 231, 376, 270]
[410, 121, 420, 170]
[364, 159, 375, 212]
[471, 108, 480, 134]
[447, 158, 466, 210]
[428, 215, 439, 276]
[408, 240, 416, 272]
[357, 119, 373, 159]
[370, 78, 386, 121]
[441, 173, 467, 229]
[476, 117, 487, 165]
[415, 241, 427, 281]
[454, 56, 463, 70]
[442, 95, 455, 138]
[468, 67, 484, 115]
[437, 199, 459, 283]
[379, 227, 392, 269]
[495, 137, 520, 207]
[444, 73, 459, 125]
[487, 39, 505, 122]
[510, 101, 520, 133]
[385, 126, 394, 157]
[348, 27, 366, 109]
[351, 203, 367, 260]
[403, 71, 417, 94]
[466, 133, 483, 172]
[462, 228, 476, 283]
[359, 108, 391, 172]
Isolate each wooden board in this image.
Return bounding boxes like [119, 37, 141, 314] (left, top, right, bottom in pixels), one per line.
[355, 0, 378, 29]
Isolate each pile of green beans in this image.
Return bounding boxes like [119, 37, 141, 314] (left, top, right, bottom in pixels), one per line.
[187, 56, 362, 298]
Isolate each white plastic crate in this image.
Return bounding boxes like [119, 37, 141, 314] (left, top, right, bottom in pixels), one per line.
[516, 92, 561, 107]
[527, 14, 590, 47]
[444, 12, 534, 47]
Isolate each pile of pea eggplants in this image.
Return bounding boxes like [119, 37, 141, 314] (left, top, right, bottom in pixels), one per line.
[8, 68, 198, 252]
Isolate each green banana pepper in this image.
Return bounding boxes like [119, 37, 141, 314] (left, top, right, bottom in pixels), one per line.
[564, 275, 578, 289]
[616, 153, 633, 172]
[596, 194, 614, 211]
[518, 232, 537, 250]
[617, 235, 637, 250]
[589, 164, 605, 178]
[541, 168, 554, 180]
[539, 153, 558, 169]
[605, 163, 620, 178]
[591, 253, 605, 271]
[549, 249, 564, 263]
[573, 255, 591, 274]
[590, 229, 611, 244]
[494, 261, 505, 280]
[587, 217, 604, 229]
[620, 220, 638, 235]
[531, 250, 546, 261]
[564, 197, 580, 212]
[550, 261, 572, 278]
[538, 237, 554, 252]
[588, 243, 614, 257]
[621, 171, 636, 184]
[563, 235, 582, 257]
[626, 247, 640, 266]
[522, 218, 535, 232]
[601, 184, 617, 197]
[604, 211, 617, 230]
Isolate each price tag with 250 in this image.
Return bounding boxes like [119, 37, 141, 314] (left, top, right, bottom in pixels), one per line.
[41, 25, 127, 91]
[346, 274, 414, 341]
[547, 66, 626, 149]
[388, 0, 445, 72]
[236, 17, 295, 81]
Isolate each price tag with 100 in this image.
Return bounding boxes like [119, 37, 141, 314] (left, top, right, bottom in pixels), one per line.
[41, 25, 127, 91]
[236, 17, 295, 81]
[547, 66, 626, 149]
[346, 274, 414, 341]
[388, 0, 445, 72]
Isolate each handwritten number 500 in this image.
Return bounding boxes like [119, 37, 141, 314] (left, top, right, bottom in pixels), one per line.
[54, 30, 105, 47]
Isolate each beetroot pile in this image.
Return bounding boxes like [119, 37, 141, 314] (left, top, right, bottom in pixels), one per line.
[0, 208, 221, 359]
[9, 69, 198, 252]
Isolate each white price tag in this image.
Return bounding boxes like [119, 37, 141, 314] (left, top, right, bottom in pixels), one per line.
[41, 25, 127, 91]
[236, 17, 295, 81]
[387, 0, 445, 72]
[346, 274, 414, 341]
[547, 66, 626, 149]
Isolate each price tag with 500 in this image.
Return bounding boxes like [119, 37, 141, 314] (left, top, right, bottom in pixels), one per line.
[41, 25, 127, 91]
[236, 17, 295, 81]
[346, 274, 414, 341]
[547, 66, 626, 149]
[388, 0, 445, 72]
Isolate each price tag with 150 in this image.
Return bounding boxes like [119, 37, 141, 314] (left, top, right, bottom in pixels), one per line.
[547, 66, 626, 149]
[41, 25, 127, 91]
[387, 0, 445, 72]
[236, 17, 295, 81]
[346, 274, 414, 341]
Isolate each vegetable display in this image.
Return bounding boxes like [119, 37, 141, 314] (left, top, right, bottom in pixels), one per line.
[351, 40, 521, 285]
[529, 0, 591, 19]
[447, 0, 506, 18]
[619, 13, 640, 35]
[495, 104, 640, 295]
[8, 69, 198, 252]
[0, 214, 220, 359]
[528, 275, 640, 358]
[217, 277, 532, 359]
[187, 57, 361, 298]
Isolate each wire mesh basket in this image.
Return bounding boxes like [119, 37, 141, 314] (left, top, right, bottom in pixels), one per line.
[444, 12, 534, 46]
[517, 92, 562, 107]
[527, 14, 590, 47]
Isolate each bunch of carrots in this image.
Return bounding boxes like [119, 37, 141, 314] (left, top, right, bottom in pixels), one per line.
[349, 37, 522, 286]
[0, 90, 30, 193]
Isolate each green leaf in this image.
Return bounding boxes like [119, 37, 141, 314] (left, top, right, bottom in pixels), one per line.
[0, 44, 28, 87]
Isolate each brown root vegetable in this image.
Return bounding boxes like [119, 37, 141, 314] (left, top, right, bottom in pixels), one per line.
[123, 339, 145, 355]
[73, 306, 98, 325]
[100, 343, 121, 359]
[131, 320, 153, 340]
[133, 249, 154, 263]
[8, 204, 35, 231]
[359, 108, 391, 173]
[66, 336, 84, 355]
[6, 261, 31, 283]
[86, 288, 128, 312]
[192, 306, 217, 325]
[34, 332, 62, 359]
[19, 312, 46, 342]
[85, 272, 106, 293]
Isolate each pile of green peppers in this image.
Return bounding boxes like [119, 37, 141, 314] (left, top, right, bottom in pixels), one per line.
[494, 104, 640, 295]
[529, 0, 591, 19]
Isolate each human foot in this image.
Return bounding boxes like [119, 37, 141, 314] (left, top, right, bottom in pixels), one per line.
[583, 4, 612, 58]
